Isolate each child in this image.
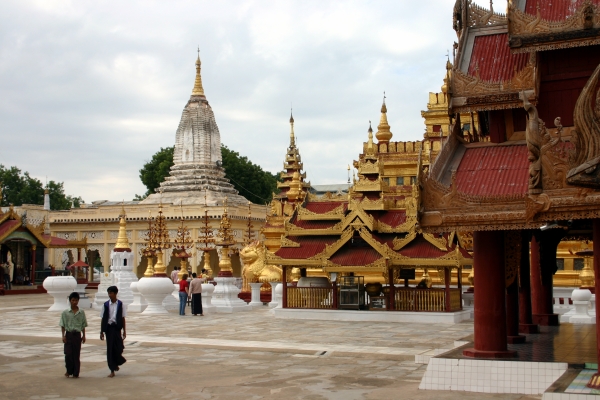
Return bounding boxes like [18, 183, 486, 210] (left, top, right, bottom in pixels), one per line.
[59, 292, 87, 378]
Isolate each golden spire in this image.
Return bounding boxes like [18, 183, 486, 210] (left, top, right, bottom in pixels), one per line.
[114, 205, 131, 250]
[375, 92, 393, 142]
[192, 47, 205, 97]
[289, 110, 295, 146]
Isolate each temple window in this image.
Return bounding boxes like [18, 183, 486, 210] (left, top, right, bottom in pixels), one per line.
[555, 258, 564, 271]
[574, 258, 584, 270]
[396, 177, 404, 186]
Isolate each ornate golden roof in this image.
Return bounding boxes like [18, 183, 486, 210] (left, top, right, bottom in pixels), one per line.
[192, 50, 205, 97]
[375, 97, 393, 142]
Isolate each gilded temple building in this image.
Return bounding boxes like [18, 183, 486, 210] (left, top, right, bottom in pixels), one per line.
[264, 100, 473, 314]
[42, 53, 266, 281]
[415, 0, 600, 388]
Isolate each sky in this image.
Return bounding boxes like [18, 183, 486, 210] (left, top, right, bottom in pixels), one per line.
[0, 0, 507, 203]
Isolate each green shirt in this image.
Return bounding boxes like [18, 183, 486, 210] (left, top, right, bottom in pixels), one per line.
[59, 308, 88, 333]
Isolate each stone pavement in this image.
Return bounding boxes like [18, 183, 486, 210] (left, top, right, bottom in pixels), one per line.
[0, 294, 542, 399]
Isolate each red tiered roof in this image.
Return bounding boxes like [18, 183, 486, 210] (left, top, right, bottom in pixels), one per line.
[373, 210, 407, 228]
[289, 218, 340, 230]
[525, 0, 600, 21]
[455, 145, 529, 196]
[397, 236, 450, 259]
[43, 235, 71, 246]
[304, 201, 347, 214]
[468, 34, 530, 82]
[0, 219, 20, 238]
[275, 236, 338, 259]
[329, 244, 381, 266]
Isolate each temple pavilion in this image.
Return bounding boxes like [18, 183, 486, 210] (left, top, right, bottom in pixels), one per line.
[264, 103, 473, 314]
[414, 0, 600, 391]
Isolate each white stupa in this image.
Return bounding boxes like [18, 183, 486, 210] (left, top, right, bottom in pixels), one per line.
[140, 51, 248, 207]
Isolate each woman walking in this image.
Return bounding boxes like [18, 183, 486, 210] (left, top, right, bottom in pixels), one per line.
[178, 273, 189, 315]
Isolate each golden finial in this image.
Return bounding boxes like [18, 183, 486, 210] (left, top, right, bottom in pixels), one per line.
[114, 204, 131, 250]
[289, 109, 295, 146]
[366, 121, 376, 155]
[192, 47, 205, 97]
[375, 93, 393, 143]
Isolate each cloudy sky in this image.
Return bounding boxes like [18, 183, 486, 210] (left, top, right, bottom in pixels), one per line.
[0, 0, 506, 203]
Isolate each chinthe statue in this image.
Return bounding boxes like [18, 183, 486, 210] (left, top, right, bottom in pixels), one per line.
[240, 241, 282, 292]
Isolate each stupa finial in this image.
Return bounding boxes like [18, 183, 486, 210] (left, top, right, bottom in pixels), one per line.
[289, 108, 295, 146]
[375, 93, 393, 142]
[192, 48, 205, 97]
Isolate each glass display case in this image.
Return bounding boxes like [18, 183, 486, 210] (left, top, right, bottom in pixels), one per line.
[339, 275, 366, 310]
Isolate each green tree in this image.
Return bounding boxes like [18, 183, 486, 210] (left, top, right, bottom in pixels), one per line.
[137, 146, 279, 204]
[0, 165, 83, 210]
[137, 146, 175, 198]
[221, 145, 278, 204]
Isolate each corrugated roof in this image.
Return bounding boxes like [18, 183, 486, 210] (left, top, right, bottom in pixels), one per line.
[525, 0, 600, 21]
[43, 235, 71, 246]
[455, 145, 529, 196]
[290, 219, 340, 230]
[397, 236, 450, 259]
[329, 243, 382, 266]
[468, 34, 529, 82]
[374, 210, 407, 228]
[304, 201, 347, 214]
[0, 219, 20, 237]
[275, 236, 338, 259]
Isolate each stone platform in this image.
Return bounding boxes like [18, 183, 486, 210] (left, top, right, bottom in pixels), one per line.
[273, 308, 472, 324]
[419, 325, 598, 396]
[0, 294, 545, 399]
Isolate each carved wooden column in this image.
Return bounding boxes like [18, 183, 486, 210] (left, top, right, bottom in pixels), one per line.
[587, 219, 600, 389]
[457, 266, 463, 310]
[519, 231, 539, 334]
[463, 230, 517, 358]
[388, 267, 395, 311]
[30, 245, 36, 284]
[531, 231, 562, 326]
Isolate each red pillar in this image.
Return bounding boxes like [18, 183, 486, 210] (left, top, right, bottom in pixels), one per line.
[463, 230, 517, 358]
[506, 277, 525, 343]
[519, 232, 538, 333]
[282, 266, 287, 308]
[588, 220, 600, 388]
[531, 235, 560, 326]
[388, 267, 395, 311]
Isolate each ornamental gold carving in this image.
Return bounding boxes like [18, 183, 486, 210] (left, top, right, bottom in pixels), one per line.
[452, 53, 535, 98]
[280, 236, 300, 248]
[508, 1, 600, 37]
[567, 62, 600, 188]
[467, 0, 506, 27]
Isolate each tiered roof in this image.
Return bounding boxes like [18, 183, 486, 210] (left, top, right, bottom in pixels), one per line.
[267, 103, 472, 273]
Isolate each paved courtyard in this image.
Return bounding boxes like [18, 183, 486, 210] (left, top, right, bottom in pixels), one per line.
[0, 294, 543, 399]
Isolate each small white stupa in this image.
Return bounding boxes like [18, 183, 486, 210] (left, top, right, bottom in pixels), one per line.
[110, 206, 137, 306]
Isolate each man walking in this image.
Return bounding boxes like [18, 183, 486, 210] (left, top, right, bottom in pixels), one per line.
[59, 292, 87, 378]
[189, 272, 203, 316]
[2, 263, 11, 290]
[100, 286, 126, 378]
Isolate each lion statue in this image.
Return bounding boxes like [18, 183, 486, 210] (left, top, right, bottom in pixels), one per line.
[240, 241, 282, 292]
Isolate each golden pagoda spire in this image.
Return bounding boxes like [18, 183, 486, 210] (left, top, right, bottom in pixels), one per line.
[114, 204, 131, 250]
[375, 92, 393, 143]
[192, 47, 205, 97]
[289, 109, 295, 147]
